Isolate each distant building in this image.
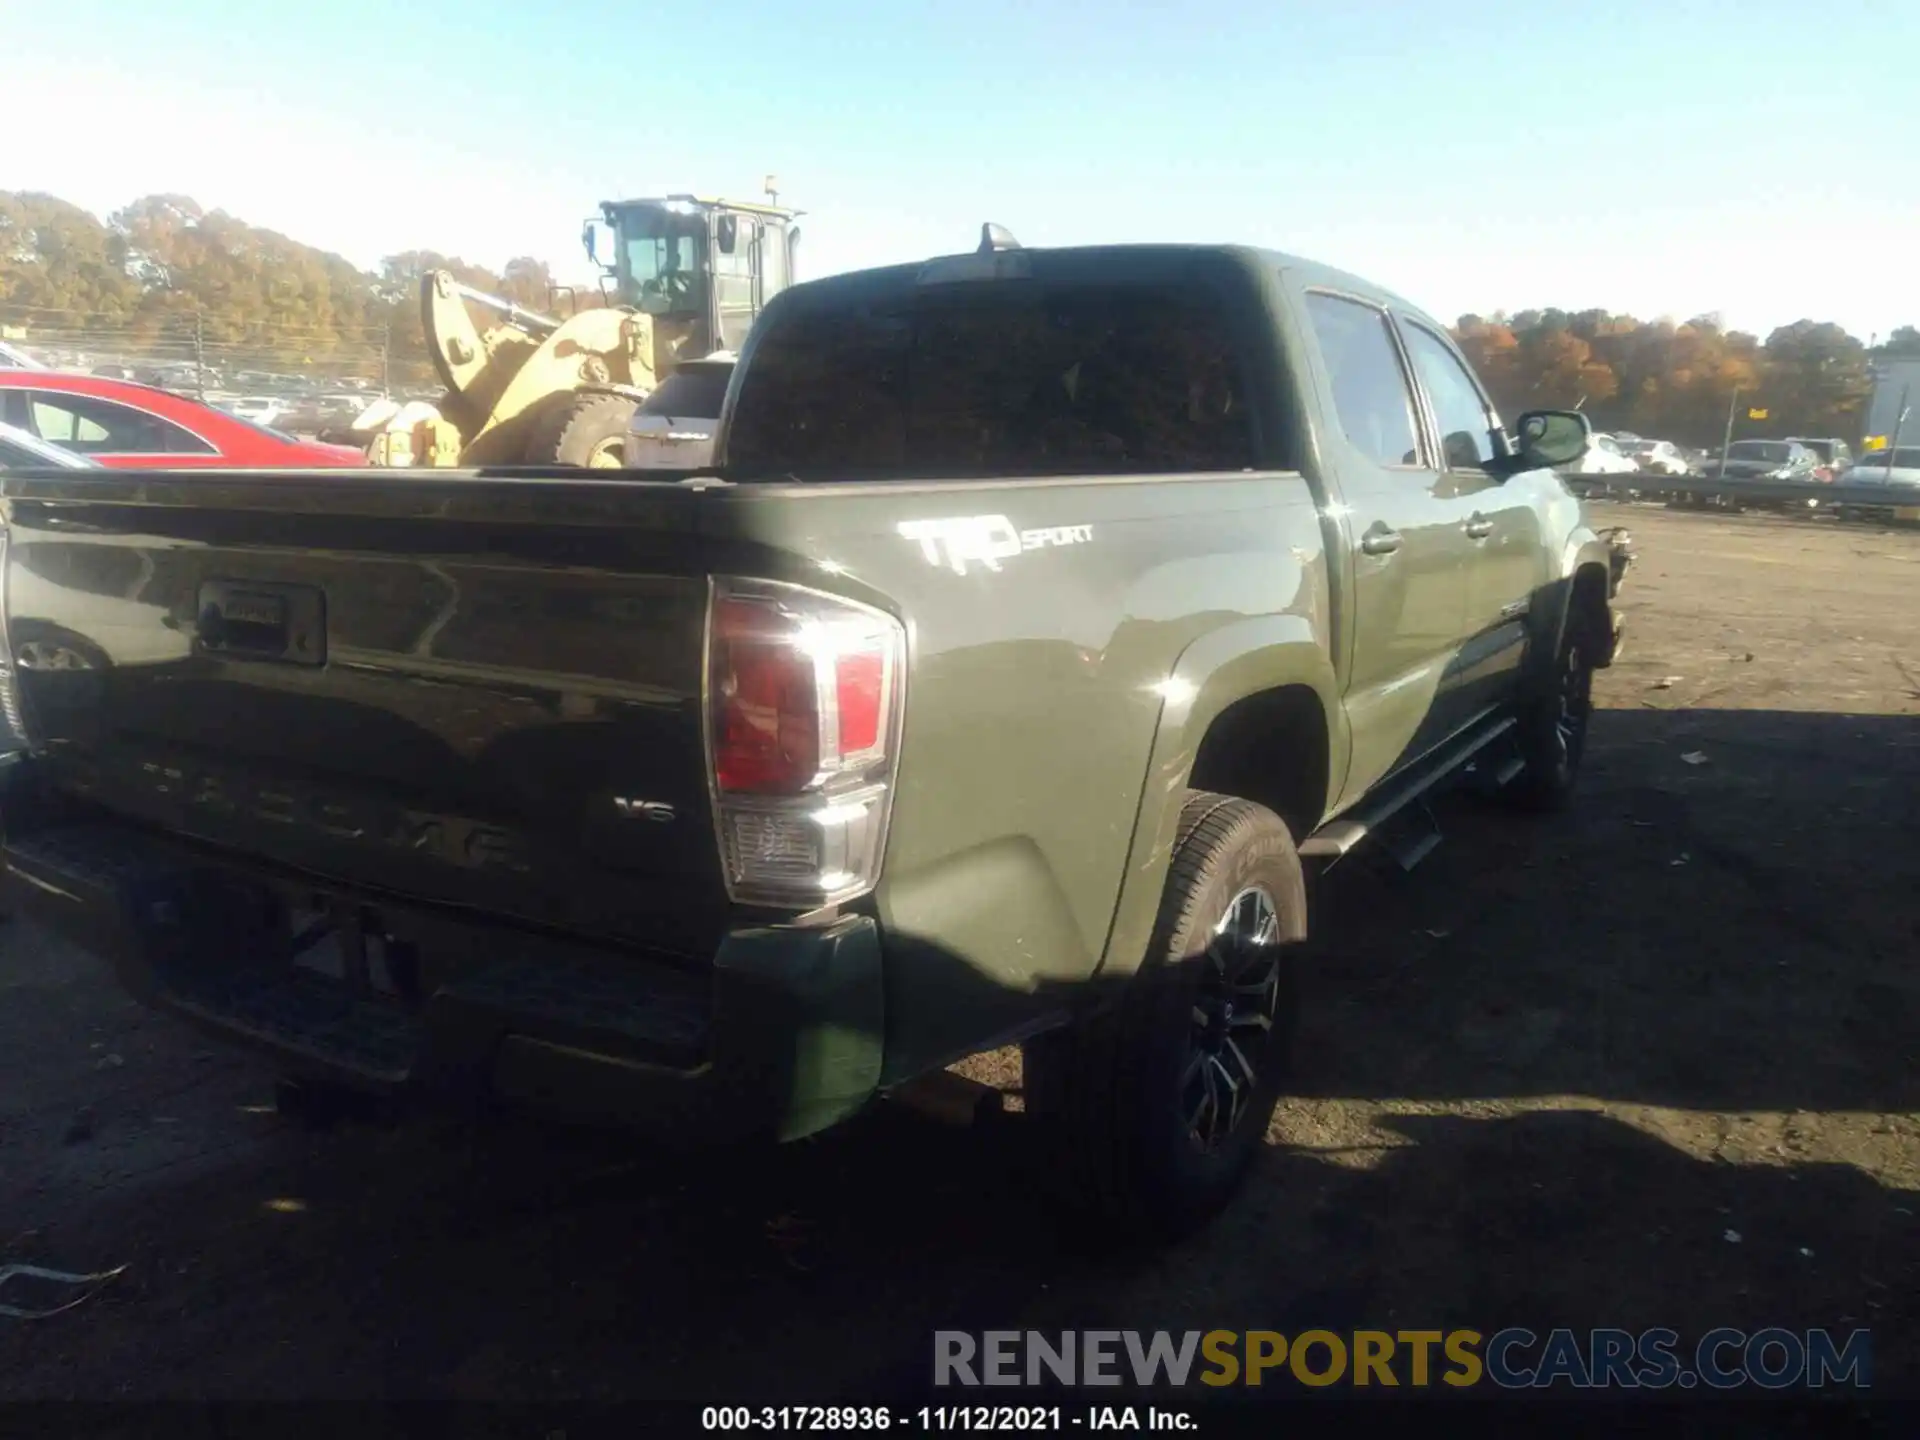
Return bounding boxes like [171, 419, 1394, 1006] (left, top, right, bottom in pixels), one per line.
[1863, 358, 1920, 448]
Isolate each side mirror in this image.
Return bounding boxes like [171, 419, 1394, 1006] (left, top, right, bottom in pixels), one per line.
[1511, 409, 1592, 470]
[717, 215, 738, 254]
[582, 219, 611, 267]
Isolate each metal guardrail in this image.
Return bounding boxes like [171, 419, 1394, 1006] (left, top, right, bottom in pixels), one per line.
[1569, 471, 1920, 512]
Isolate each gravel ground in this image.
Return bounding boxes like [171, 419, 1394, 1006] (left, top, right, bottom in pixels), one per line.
[0, 502, 1914, 1417]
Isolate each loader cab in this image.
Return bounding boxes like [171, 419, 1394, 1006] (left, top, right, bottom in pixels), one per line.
[593, 195, 801, 361]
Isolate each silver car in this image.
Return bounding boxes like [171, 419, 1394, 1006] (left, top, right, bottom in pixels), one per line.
[1836, 446, 1920, 523]
[624, 354, 736, 470]
[1849, 445, 1920, 488]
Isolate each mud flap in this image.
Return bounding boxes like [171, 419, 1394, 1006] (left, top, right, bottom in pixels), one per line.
[1603, 609, 1626, 667]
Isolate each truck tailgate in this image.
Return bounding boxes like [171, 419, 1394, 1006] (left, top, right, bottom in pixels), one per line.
[2, 471, 732, 959]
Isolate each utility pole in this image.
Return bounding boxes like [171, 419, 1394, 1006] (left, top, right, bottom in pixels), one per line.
[193, 314, 206, 400]
[1720, 385, 1740, 463]
[1888, 383, 1912, 460]
[380, 324, 391, 399]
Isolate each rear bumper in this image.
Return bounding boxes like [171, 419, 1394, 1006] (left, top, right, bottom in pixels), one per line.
[0, 763, 885, 1144]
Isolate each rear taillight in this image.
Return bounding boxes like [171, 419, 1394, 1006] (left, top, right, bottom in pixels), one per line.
[0, 527, 29, 750]
[705, 577, 906, 909]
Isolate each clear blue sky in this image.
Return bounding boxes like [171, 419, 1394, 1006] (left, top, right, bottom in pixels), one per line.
[10, 0, 1917, 337]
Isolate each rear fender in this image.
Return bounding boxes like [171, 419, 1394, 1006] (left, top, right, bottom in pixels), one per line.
[1095, 616, 1342, 984]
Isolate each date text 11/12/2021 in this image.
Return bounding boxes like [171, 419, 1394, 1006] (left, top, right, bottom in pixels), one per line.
[701, 1405, 1195, 1432]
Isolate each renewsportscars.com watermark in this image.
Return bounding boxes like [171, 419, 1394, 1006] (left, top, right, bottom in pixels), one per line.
[934, 1328, 1871, 1391]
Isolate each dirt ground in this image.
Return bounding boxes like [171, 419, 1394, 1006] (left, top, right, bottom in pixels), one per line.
[1, 503, 1915, 1412]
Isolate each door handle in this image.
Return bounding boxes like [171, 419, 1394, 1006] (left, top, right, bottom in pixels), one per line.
[1360, 527, 1403, 556]
[1463, 515, 1495, 540]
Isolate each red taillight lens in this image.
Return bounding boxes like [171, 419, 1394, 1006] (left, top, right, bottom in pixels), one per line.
[710, 591, 901, 795]
[833, 644, 885, 758]
[705, 578, 907, 908]
[711, 598, 820, 794]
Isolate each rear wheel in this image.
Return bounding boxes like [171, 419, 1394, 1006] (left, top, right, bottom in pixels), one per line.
[523, 392, 636, 467]
[13, 636, 108, 672]
[1023, 793, 1305, 1242]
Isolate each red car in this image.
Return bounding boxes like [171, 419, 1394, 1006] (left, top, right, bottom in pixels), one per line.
[0, 371, 365, 468]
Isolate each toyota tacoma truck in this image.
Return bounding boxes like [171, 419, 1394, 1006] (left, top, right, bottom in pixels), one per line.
[0, 234, 1625, 1239]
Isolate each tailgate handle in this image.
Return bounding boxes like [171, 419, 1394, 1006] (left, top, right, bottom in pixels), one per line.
[196, 581, 326, 665]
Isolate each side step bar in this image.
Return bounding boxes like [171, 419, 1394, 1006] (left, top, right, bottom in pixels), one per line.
[1301, 714, 1518, 861]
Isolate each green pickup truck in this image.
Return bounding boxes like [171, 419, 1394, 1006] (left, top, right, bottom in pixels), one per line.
[0, 234, 1626, 1239]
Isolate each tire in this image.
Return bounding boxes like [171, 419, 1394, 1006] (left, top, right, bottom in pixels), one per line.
[1506, 613, 1597, 813]
[1022, 793, 1306, 1243]
[8, 621, 111, 673]
[523, 392, 637, 467]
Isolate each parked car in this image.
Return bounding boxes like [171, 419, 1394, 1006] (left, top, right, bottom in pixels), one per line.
[0, 341, 44, 370]
[1785, 436, 1854, 482]
[1707, 439, 1822, 484]
[1834, 445, 1920, 523]
[1567, 432, 1640, 476]
[1621, 438, 1695, 476]
[220, 395, 293, 427]
[1845, 445, 1920, 496]
[0, 236, 1628, 1241]
[0, 372, 365, 468]
[623, 352, 736, 470]
[0, 420, 98, 470]
[1692, 439, 1826, 512]
[278, 392, 376, 437]
[1850, 445, 1920, 484]
[1558, 430, 1642, 498]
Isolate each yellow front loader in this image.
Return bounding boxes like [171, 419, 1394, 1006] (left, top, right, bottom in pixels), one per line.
[363, 190, 801, 468]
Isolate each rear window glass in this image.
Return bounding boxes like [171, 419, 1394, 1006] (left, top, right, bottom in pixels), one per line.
[638, 364, 733, 418]
[220, 414, 300, 445]
[1728, 441, 1790, 462]
[725, 281, 1257, 479]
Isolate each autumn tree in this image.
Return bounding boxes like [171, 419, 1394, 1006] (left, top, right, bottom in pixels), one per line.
[1874, 325, 1920, 358]
[3, 189, 1913, 426]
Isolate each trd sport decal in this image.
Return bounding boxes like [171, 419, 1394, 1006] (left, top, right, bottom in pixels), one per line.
[898, 516, 1094, 576]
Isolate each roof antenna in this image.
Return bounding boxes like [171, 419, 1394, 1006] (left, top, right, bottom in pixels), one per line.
[978, 223, 1020, 253]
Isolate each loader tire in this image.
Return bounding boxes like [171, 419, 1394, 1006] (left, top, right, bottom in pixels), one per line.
[1022, 792, 1305, 1244]
[524, 392, 636, 468]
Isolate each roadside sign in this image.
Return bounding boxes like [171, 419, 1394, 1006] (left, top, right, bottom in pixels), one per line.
[1747, 407, 1769, 420]
[1863, 436, 1887, 450]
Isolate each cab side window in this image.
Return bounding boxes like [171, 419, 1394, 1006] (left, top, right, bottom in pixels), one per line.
[1304, 292, 1423, 468]
[1399, 322, 1498, 470]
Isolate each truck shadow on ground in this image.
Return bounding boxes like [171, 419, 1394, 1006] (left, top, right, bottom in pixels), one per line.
[1290, 706, 1919, 1116]
[1, 706, 1914, 1401]
[7, 1075, 1909, 1405]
